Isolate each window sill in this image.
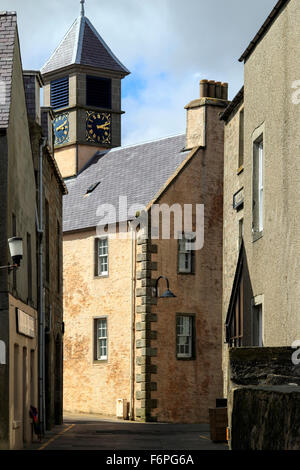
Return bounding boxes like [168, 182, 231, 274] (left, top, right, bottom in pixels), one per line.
[93, 359, 108, 364]
[94, 274, 109, 279]
[176, 356, 196, 361]
[237, 165, 244, 175]
[177, 271, 195, 276]
[252, 230, 263, 242]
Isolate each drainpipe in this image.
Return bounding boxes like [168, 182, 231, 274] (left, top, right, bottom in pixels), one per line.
[38, 138, 47, 435]
[129, 223, 136, 420]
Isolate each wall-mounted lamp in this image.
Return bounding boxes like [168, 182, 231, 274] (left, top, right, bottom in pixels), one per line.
[153, 275, 176, 298]
[0, 237, 23, 271]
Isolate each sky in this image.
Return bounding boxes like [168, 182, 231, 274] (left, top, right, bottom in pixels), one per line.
[1, 0, 277, 146]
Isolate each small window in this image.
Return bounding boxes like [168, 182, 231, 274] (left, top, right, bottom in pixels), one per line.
[94, 318, 108, 361]
[176, 315, 195, 359]
[178, 234, 195, 274]
[12, 213, 16, 290]
[57, 220, 61, 293]
[50, 77, 69, 110]
[95, 238, 108, 276]
[238, 109, 244, 170]
[45, 199, 50, 283]
[86, 181, 100, 195]
[253, 136, 264, 236]
[86, 76, 111, 109]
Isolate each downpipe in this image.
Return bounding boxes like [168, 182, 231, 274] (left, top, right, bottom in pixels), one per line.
[37, 138, 47, 435]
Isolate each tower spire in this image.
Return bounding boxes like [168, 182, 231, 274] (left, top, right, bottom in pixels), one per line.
[80, 0, 85, 17]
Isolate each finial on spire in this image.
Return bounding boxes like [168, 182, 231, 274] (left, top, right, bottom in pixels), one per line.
[80, 0, 85, 17]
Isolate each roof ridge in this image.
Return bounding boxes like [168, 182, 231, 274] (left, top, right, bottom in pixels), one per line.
[84, 17, 130, 74]
[0, 11, 17, 16]
[41, 16, 79, 73]
[108, 133, 186, 153]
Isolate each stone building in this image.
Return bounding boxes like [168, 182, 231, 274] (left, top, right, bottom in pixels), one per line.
[41, 4, 229, 423]
[221, 0, 300, 449]
[0, 12, 66, 450]
[23, 71, 68, 430]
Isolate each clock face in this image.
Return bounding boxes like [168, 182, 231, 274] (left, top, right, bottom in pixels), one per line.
[53, 113, 69, 145]
[86, 111, 111, 145]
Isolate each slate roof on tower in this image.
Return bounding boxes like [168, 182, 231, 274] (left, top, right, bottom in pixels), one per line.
[63, 134, 190, 232]
[41, 13, 129, 76]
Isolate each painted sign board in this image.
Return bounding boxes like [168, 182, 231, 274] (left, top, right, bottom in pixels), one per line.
[16, 309, 35, 338]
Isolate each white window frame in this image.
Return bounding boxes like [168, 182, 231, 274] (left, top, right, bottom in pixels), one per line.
[258, 141, 264, 233]
[97, 237, 108, 276]
[176, 315, 193, 359]
[178, 233, 194, 274]
[252, 125, 264, 240]
[95, 317, 108, 361]
[251, 295, 264, 347]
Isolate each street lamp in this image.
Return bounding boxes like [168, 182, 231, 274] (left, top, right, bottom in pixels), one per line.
[0, 237, 23, 270]
[153, 276, 176, 298]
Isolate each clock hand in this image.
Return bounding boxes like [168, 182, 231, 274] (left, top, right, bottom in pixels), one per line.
[56, 121, 67, 131]
[96, 123, 110, 130]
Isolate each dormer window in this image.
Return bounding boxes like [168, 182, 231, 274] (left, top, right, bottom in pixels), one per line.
[86, 76, 111, 109]
[85, 181, 100, 195]
[50, 76, 69, 110]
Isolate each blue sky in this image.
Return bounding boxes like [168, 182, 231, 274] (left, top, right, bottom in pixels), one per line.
[1, 0, 277, 146]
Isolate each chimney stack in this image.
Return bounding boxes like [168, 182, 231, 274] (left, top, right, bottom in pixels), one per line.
[185, 78, 229, 150]
[23, 71, 44, 125]
[199, 79, 228, 100]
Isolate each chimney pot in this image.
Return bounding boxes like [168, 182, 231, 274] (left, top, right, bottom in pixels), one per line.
[215, 81, 222, 99]
[221, 82, 228, 100]
[208, 80, 216, 98]
[200, 79, 208, 98]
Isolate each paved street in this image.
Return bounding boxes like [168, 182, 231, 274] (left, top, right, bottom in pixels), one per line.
[25, 414, 228, 451]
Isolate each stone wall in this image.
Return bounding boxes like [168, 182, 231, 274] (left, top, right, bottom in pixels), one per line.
[228, 347, 300, 450]
[230, 385, 300, 450]
[139, 100, 227, 423]
[63, 228, 133, 417]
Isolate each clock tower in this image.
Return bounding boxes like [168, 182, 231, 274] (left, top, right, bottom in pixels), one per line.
[41, 1, 130, 178]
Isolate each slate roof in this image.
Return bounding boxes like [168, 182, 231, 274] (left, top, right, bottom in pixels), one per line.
[63, 134, 189, 232]
[0, 12, 17, 129]
[41, 13, 129, 76]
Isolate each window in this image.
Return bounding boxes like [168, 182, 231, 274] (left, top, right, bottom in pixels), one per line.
[45, 199, 50, 283]
[94, 318, 108, 361]
[252, 303, 263, 347]
[176, 315, 195, 359]
[178, 234, 195, 274]
[95, 238, 108, 276]
[57, 221, 61, 293]
[253, 136, 264, 236]
[50, 76, 69, 110]
[27, 233, 32, 302]
[238, 109, 244, 170]
[86, 76, 111, 109]
[12, 213, 16, 290]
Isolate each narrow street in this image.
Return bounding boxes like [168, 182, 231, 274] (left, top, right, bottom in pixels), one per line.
[25, 414, 228, 451]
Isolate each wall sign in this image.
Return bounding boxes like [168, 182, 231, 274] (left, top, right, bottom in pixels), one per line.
[233, 187, 244, 210]
[16, 309, 36, 338]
